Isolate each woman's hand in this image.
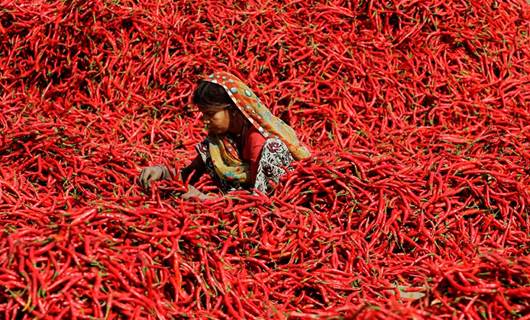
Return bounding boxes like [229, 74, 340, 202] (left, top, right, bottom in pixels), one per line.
[139, 165, 171, 188]
[181, 185, 216, 201]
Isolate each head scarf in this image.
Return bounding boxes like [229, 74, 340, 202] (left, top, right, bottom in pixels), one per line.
[201, 71, 310, 183]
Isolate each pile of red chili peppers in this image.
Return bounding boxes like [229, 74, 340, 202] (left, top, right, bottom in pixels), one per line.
[1, 0, 529, 318]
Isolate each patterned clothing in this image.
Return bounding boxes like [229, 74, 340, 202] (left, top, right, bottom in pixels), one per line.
[196, 136, 294, 193]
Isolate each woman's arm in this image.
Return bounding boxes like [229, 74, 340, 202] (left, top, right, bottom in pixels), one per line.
[243, 128, 267, 185]
[179, 156, 216, 201]
[180, 155, 206, 185]
[139, 156, 205, 188]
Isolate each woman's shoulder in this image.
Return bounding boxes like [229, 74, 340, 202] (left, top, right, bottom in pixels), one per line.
[245, 125, 267, 144]
[242, 125, 267, 160]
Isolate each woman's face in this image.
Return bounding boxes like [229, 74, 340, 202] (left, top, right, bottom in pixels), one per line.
[200, 107, 230, 135]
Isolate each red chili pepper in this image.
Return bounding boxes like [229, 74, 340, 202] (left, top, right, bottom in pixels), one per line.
[2, 0, 530, 318]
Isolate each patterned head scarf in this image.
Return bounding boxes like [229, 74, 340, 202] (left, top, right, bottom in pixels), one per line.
[201, 71, 311, 183]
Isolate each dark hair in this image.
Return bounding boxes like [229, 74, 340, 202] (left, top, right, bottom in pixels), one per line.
[192, 80, 233, 109]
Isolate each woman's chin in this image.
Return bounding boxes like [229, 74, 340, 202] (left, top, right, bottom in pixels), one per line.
[208, 128, 227, 135]
[207, 129, 220, 136]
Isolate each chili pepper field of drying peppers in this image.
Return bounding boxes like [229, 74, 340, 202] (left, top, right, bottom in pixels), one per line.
[1, 0, 530, 319]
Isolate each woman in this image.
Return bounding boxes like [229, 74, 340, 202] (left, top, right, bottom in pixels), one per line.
[139, 71, 310, 200]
